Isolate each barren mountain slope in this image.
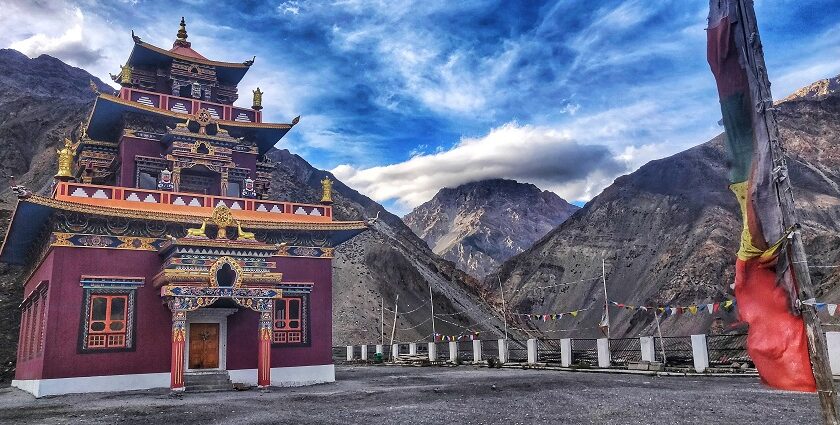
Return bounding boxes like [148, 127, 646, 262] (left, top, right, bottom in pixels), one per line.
[487, 74, 840, 339]
[404, 179, 578, 279]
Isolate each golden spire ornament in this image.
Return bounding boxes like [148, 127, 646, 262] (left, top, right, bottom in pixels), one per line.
[320, 176, 334, 204]
[176, 17, 188, 42]
[252, 88, 263, 110]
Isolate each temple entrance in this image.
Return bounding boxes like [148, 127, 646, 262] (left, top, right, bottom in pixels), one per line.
[188, 323, 219, 369]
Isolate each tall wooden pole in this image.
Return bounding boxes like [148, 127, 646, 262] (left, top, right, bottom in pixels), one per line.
[429, 283, 436, 340]
[654, 311, 666, 365]
[734, 1, 839, 422]
[380, 297, 385, 347]
[602, 258, 610, 339]
[498, 276, 508, 340]
[389, 295, 399, 361]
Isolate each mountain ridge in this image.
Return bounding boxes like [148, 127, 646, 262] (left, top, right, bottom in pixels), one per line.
[487, 73, 840, 339]
[404, 178, 578, 279]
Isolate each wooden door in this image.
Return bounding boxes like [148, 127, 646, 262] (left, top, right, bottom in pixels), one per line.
[188, 323, 220, 369]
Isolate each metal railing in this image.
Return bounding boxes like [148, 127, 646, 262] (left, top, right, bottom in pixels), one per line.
[333, 333, 755, 369]
[537, 339, 563, 364]
[507, 340, 528, 362]
[654, 336, 693, 366]
[457, 341, 474, 362]
[481, 339, 499, 359]
[707, 333, 751, 366]
[610, 338, 642, 365]
[571, 338, 598, 365]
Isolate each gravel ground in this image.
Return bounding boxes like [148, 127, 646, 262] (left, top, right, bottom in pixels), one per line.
[0, 365, 823, 424]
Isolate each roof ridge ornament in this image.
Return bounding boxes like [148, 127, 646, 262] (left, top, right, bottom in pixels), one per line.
[174, 17, 190, 47]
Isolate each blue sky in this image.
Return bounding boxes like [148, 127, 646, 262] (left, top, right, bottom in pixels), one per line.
[2, 0, 839, 214]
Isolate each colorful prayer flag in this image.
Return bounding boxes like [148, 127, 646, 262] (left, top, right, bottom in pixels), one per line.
[708, 0, 815, 392]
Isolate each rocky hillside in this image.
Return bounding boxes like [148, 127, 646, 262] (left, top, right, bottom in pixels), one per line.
[487, 74, 840, 340]
[265, 150, 510, 346]
[404, 179, 578, 279]
[0, 51, 510, 384]
[0, 49, 113, 383]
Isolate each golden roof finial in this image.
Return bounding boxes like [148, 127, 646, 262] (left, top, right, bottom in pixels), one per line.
[176, 17, 188, 42]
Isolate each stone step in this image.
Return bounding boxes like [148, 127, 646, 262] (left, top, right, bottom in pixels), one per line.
[184, 371, 233, 392]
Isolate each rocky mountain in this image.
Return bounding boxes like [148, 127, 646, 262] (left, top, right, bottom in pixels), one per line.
[487, 74, 840, 340]
[0, 49, 114, 382]
[404, 179, 578, 279]
[0, 51, 510, 384]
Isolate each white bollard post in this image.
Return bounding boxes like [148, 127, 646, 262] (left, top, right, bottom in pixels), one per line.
[597, 338, 611, 368]
[346, 345, 354, 361]
[449, 341, 458, 362]
[691, 334, 709, 373]
[826, 332, 840, 375]
[473, 340, 482, 363]
[498, 339, 509, 364]
[376, 344, 384, 354]
[428, 342, 437, 361]
[409, 342, 417, 355]
[391, 343, 399, 360]
[561, 338, 572, 367]
[360, 344, 368, 361]
[527, 338, 538, 364]
[640, 336, 655, 363]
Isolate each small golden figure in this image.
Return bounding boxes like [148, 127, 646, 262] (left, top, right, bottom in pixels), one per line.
[236, 220, 256, 241]
[252, 87, 263, 110]
[119, 64, 132, 86]
[55, 138, 79, 179]
[186, 220, 208, 238]
[320, 176, 334, 204]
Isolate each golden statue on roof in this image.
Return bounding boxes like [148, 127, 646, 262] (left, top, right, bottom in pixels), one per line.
[55, 138, 79, 180]
[320, 176, 334, 204]
[252, 88, 263, 111]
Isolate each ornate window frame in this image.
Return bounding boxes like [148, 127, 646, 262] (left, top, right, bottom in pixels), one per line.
[272, 293, 310, 347]
[77, 277, 143, 353]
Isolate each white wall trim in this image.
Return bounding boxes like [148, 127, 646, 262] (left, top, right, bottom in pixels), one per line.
[185, 308, 237, 372]
[228, 364, 335, 387]
[12, 372, 170, 398]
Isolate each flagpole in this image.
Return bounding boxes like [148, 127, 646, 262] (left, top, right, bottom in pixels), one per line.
[388, 295, 399, 362]
[602, 258, 610, 339]
[498, 276, 508, 340]
[429, 282, 436, 341]
[380, 296, 385, 347]
[654, 311, 666, 365]
[734, 1, 838, 422]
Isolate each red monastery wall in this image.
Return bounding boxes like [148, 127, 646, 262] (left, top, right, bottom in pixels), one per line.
[228, 256, 333, 369]
[18, 247, 335, 381]
[118, 136, 164, 186]
[40, 247, 171, 380]
[14, 253, 55, 380]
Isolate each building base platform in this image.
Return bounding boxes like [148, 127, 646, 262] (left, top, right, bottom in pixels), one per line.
[12, 364, 336, 397]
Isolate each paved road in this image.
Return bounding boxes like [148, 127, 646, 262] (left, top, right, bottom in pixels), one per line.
[0, 365, 822, 424]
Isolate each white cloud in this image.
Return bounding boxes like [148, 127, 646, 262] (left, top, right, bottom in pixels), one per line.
[0, 1, 128, 85]
[278, 1, 301, 15]
[332, 121, 626, 211]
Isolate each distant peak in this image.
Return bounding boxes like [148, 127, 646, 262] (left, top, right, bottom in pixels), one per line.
[782, 74, 840, 103]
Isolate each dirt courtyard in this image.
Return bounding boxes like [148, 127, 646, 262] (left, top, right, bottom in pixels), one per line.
[0, 365, 822, 424]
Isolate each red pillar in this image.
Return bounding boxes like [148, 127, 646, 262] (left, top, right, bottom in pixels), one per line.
[257, 311, 272, 388]
[171, 311, 187, 391]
